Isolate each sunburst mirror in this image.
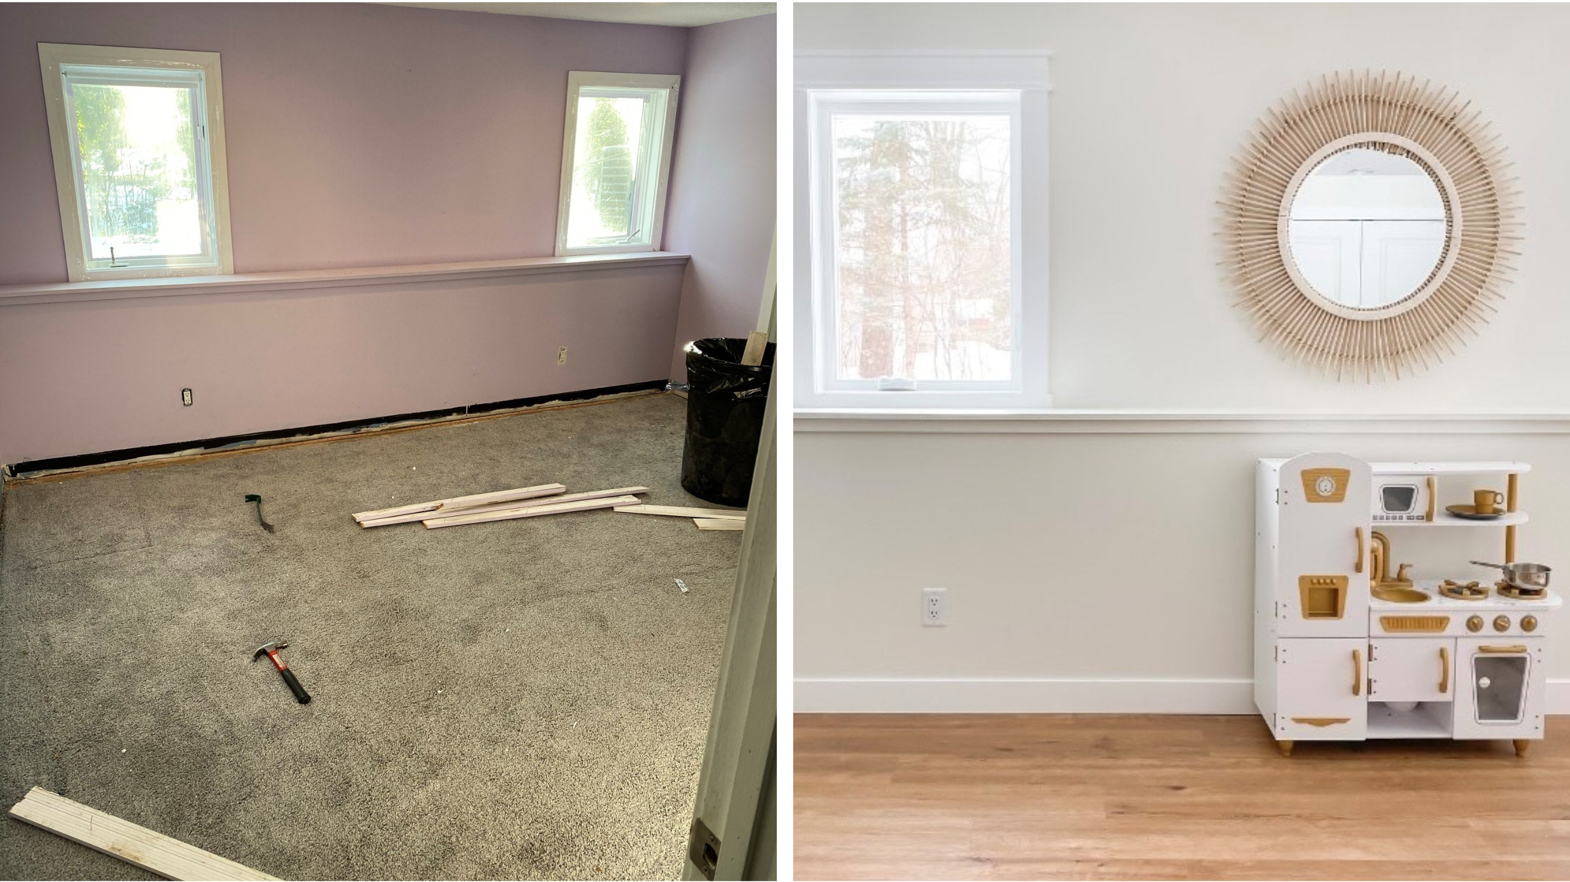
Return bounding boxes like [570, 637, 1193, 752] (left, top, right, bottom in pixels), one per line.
[1221, 71, 1520, 380]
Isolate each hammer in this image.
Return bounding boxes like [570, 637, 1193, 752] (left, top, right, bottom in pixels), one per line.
[253, 640, 312, 704]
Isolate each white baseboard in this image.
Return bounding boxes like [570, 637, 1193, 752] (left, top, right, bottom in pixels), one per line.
[796, 677, 1570, 715]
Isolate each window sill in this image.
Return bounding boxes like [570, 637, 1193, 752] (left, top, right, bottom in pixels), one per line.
[794, 408, 1570, 435]
[0, 251, 691, 306]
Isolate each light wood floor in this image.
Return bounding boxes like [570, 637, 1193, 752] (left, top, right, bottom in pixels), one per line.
[795, 714, 1570, 881]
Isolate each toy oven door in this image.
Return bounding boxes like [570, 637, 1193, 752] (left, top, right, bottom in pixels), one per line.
[1453, 638, 1546, 740]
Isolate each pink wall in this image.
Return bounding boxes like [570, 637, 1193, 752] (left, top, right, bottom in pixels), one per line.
[662, 14, 778, 382]
[0, 267, 684, 464]
[0, 3, 688, 285]
[0, 3, 725, 465]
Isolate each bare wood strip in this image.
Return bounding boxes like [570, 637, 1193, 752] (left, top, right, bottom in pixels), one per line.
[352, 483, 565, 523]
[8, 787, 278, 881]
[694, 518, 746, 531]
[423, 495, 642, 529]
[613, 504, 747, 520]
[740, 331, 769, 366]
[359, 487, 649, 527]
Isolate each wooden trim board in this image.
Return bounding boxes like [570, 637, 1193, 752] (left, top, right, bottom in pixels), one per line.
[7, 787, 277, 881]
[741, 331, 768, 366]
[359, 487, 649, 527]
[424, 495, 642, 528]
[353, 483, 565, 523]
[0, 252, 691, 307]
[695, 518, 746, 531]
[615, 504, 746, 520]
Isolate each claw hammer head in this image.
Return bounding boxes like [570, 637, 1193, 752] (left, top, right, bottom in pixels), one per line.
[253, 640, 288, 664]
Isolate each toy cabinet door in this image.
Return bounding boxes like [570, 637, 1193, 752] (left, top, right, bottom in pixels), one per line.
[1453, 638, 1546, 740]
[1368, 638, 1454, 704]
[1277, 454, 1371, 638]
[1274, 638, 1368, 740]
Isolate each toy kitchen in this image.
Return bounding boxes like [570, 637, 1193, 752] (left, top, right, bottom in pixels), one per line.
[1255, 454, 1560, 756]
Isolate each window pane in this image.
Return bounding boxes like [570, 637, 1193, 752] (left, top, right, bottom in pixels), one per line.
[831, 113, 1012, 383]
[71, 82, 203, 260]
[567, 94, 647, 246]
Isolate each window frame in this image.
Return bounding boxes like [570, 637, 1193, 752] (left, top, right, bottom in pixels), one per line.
[38, 43, 235, 282]
[795, 53, 1052, 410]
[554, 71, 681, 257]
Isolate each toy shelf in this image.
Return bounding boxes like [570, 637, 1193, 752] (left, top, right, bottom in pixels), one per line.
[1367, 702, 1453, 739]
[1370, 461, 1531, 476]
[1379, 511, 1529, 528]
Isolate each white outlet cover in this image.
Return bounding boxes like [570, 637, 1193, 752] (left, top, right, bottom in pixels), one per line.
[922, 587, 946, 626]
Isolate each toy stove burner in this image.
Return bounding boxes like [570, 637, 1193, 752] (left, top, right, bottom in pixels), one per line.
[1439, 580, 1488, 600]
[1496, 579, 1547, 600]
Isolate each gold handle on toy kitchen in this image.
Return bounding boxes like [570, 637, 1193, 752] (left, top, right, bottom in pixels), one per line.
[1478, 645, 1528, 654]
[1354, 527, 1364, 574]
[1352, 648, 1362, 696]
[1426, 476, 1436, 522]
[1439, 646, 1449, 694]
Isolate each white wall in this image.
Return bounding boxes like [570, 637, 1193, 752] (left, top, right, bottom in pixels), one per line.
[794, 3, 1570, 712]
[796, 2, 1570, 411]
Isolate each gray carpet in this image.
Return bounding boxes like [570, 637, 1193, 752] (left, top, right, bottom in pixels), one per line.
[0, 392, 741, 880]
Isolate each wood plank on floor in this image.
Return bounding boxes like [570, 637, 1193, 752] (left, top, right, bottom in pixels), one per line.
[422, 494, 642, 528]
[358, 486, 648, 527]
[7, 787, 278, 881]
[794, 713, 1570, 881]
[614, 504, 746, 520]
[351, 482, 566, 522]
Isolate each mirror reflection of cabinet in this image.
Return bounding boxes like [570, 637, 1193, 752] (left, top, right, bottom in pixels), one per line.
[1287, 147, 1447, 311]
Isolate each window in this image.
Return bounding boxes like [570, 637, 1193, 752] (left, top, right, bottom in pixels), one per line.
[555, 72, 680, 256]
[39, 44, 233, 282]
[796, 55, 1051, 409]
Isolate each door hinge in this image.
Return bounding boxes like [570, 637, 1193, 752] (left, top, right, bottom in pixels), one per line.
[688, 817, 721, 880]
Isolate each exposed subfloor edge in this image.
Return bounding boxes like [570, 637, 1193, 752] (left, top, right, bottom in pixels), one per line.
[795, 677, 1570, 715]
[3, 381, 671, 485]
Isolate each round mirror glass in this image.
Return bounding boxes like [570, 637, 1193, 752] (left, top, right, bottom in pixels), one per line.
[1287, 145, 1447, 312]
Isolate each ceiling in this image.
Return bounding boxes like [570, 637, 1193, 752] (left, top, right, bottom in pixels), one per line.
[379, 2, 775, 27]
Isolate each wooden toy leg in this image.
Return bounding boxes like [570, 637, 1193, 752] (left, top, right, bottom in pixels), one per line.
[1513, 740, 1531, 757]
[1277, 740, 1294, 757]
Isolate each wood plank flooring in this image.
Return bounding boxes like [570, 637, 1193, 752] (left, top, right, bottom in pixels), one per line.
[794, 714, 1570, 880]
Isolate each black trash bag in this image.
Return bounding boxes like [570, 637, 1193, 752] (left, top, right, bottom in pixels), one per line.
[680, 337, 775, 507]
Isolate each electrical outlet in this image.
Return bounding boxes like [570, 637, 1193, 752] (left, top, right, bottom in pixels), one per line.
[922, 587, 947, 626]
[558, 347, 568, 365]
[181, 388, 193, 407]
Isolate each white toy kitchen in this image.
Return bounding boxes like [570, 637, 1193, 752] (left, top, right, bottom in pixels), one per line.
[1256, 454, 1560, 756]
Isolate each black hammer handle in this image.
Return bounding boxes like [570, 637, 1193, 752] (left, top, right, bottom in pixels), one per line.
[279, 668, 312, 704]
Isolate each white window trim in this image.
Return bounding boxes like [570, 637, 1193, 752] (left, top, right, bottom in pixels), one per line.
[794, 52, 1052, 410]
[554, 71, 680, 257]
[38, 43, 235, 282]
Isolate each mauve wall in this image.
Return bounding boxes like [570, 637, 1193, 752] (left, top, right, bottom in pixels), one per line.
[0, 3, 710, 465]
[663, 14, 777, 382]
[0, 268, 685, 464]
[0, 3, 687, 284]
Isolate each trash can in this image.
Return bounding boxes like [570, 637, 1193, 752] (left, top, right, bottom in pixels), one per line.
[680, 337, 775, 508]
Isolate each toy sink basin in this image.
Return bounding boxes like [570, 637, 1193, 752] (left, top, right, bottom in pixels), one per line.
[1372, 586, 1430, 603]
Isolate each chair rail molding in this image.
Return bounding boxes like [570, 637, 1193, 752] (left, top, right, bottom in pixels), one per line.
[0, 252, 691, 307]
[794, 410, 1570, 435]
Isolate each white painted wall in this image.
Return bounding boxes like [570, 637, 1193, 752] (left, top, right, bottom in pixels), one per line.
[794, 3, 1570, 713]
